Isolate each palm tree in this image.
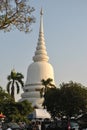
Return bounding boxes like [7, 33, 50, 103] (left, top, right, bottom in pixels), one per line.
[40, 78, 56, 109]
[7, 69, 24, 101]
[40, 78, 56, 97]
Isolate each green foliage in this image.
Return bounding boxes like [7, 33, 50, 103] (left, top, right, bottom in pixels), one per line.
[60, 81, 87, 116]
[16, 100, 34, 116]
[0, 87, 16, 120]
[44, 88, 60, 117]
[44, 81, 87, 117]
[41, 78, 55, 97]
[0, 0, 35, 32]
[7, 69, 24, 100]
[41, 78, 56, 108]
[0, 87, 33, 122]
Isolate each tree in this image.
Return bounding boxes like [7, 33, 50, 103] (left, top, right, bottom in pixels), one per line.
[0, 86, 33, 122]
[0, 86, 15, 120]
[41, 78, 55, 97]
[0, 0, 35, 32]
[2, 100, 33, 122]
[16, 100, 34, 121]
[44, 88, 60, 117]
[0, 86, 10, 101]
[4, 100, 33, 122]
[7, 69, 24, 100]
[44, 81, 87, 117]
[40, 78, 56, 108]
[0, 87, 33, 122]
[60, 81, 87, 117]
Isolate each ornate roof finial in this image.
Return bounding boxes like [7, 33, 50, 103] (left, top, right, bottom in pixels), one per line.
[33, 9, 49, 62]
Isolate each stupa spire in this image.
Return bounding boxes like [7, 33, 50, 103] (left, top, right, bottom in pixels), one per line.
[33, 8, 49, 62]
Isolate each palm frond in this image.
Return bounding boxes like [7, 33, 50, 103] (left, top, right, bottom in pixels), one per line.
[16, 73, 24, 79]
[49, 83, 56, 88]
[15, 82, 20, 94]
[48, 78, 53, 81]
[40, 87, 44, 97]
[11, 83, 15, 99]
[7, 81, 12, 93]
[41, 79, 45, 85]
[7, 75, 11, 80]
[47, 78, 53, 83]
[18, 80, 24, 88]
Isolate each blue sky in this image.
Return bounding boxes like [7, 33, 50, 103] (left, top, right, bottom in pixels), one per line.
[0, 0, 87, 98]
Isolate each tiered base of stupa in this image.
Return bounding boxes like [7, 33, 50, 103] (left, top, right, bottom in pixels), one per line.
[28, 108, 51, 119]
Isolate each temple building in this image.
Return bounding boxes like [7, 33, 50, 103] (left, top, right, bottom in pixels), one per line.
[20, 9, 55, 109]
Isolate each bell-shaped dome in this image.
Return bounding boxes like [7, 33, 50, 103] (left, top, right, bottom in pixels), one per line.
[25, 61, 55, 85]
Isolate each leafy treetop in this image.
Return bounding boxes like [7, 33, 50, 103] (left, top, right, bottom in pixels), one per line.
[0, 0, 35, 32]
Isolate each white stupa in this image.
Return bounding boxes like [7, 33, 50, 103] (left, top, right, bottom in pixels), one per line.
[20, 9, 55, 109]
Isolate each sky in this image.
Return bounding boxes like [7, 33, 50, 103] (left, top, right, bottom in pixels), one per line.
[0, 0, 87, 100]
